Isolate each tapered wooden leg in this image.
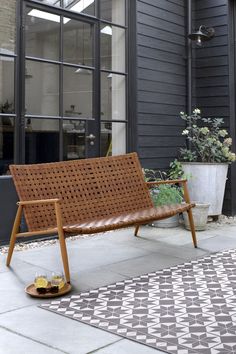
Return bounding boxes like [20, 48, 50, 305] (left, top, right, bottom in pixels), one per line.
[134, 225, 140, 237]
[187, 209, 197, 248]
[58, 228, 70, 283]
[55, 202, 70, 283]
[6, 205, 23, 266]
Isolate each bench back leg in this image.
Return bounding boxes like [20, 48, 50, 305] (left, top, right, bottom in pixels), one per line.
[6, 205, 23, 266]
[187, 209, 198, 248]
[134, 225, 140, 237]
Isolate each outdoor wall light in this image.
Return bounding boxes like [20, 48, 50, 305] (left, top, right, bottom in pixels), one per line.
[188, 25, 215, 46]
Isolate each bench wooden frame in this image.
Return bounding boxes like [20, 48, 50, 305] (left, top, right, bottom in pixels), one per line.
[6, 153, 197, 283]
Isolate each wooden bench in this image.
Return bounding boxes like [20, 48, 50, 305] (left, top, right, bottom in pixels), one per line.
[6, 153, 197, 283]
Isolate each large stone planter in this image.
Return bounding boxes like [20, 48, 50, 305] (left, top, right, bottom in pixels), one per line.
[182, 162, 228, 216]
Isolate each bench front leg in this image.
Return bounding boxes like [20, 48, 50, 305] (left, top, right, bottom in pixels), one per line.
[182, 181, 197, 248]
[7, 198, 71, 283]
[146, 179, 197, 248]
[55, 202, 70, 283]
[6, 204, 23, 266]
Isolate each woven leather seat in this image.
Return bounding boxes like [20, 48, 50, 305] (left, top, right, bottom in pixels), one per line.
[64, 203, 194, 234]
[7, 152, 197, 283]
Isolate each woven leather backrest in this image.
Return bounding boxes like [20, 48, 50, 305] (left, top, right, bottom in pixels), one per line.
[10, 153, 153, 232]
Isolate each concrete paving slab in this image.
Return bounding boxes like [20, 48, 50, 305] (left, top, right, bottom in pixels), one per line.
[197, 234, 236, 252]
[106, 252, 185, 278]
[117, 237, 208, 260]
[135, 225, 218, 246]
[70, 268, 129, 292]
[1, 224, 236, 354]
[0, 307, 120, 354]
[0, 326, 65, 354]
[0, 272, 37, 314]
[13, 241, 151, 274]
[0, 261, 63, 314]
[93, 338, 163, 354]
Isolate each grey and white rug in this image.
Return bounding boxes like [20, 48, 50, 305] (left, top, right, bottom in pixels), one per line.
[41, 249, 236, 354]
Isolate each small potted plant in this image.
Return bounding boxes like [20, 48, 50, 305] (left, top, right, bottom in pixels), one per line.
[168, 159, 210, 231]
[144, 169, 182, 228]
[179, 109, 236, 216]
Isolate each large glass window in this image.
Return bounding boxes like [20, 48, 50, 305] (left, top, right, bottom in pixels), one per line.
[0, 0, 128, 172]
[100, 25, 125, 72]
[0, 1, 16, 174]
[63, 20, 93, 66]
[26, 9, 60, 61]
[63, 119, 86, 160]
[100, 0, 126, 26]
[101, 72, 126, 121]
[0, 56, 15, 114]
[0, 0, 16, 55]
[64, 0, 95, 16]
[25, 60, 59, 116]
[101, 121, 126, 156]
[63, 66, 93, 118]
[0, 117, 14, 175]
[100, 1, 127, 157]
[25, 118, 59, 163]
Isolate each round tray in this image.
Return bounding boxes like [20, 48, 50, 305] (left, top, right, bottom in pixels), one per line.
[25, 282, 72, 298]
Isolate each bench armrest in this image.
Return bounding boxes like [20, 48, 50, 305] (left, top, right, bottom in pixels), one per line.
[146, 179, 187, 187]
[146, 180, 192, 204]
[17, 198, 60, 206]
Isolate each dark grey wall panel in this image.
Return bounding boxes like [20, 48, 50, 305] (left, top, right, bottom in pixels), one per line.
[137, 13, 185, 35]
[139, 136, 184, 147]
[0, 177, 18, 245]
[137, 1, 184, 24]
[136, 0, 187, 169]
[138, 80, 186, 95]
[193, 0, 235, 215]
[138, 0, 185, 16]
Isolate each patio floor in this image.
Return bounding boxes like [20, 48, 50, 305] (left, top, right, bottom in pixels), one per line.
[1, 223, 236, 354]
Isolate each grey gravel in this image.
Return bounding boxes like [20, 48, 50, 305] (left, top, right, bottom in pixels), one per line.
[1, 215, 235, 255]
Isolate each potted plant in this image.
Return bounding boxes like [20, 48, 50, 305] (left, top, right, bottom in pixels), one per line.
[144, 169, 182, 228]
[179, 109, 236, 216]
[168, 159, 210, 230]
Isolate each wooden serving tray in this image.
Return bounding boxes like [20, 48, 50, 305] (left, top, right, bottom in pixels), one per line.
[25, 282, 72, 298]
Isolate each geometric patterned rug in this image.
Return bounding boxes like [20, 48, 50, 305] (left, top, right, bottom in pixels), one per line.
[40, 249, 236, 354]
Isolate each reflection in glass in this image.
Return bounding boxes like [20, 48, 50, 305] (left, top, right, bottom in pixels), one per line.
[64, 0, 95, 16]
[26, 8, 60, 61]
[63, 66, 93, 118]
[63, 120, 86, 160]
[37, 0, 61, 6]
[100, 0, 126, 26]
[100, 25, 125, 72]
[25, 118, 59, 164]
[101, 73, 126, 120]
[0, 117, 14, 175]
[63, 20, 93, 66]
[0, 56, 15, 114]
[0, 0, 16, 55]
[101, 122, 126, 156]
[25, 61, 59, 116]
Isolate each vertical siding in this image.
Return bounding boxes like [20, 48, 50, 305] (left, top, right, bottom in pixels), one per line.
[194, 0, 229, 120]
[136, 0, 187, 169]
[193, 0, 235, 215]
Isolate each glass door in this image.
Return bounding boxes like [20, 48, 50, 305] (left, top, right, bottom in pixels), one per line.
[22, 2, 98, 164]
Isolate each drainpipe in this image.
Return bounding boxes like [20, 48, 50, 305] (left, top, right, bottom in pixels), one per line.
[187, 0, 192, 115]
